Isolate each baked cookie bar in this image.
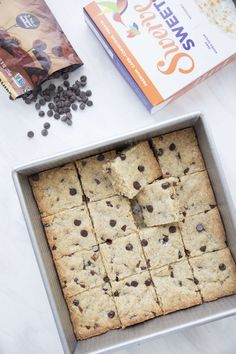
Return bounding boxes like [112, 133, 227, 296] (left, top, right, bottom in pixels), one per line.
[88, 196, 137, 243]
[136, 178, 179, 227]
[100, 233, 147, 282]
[139, 224, 185, 269]
[179, 208, 226, 258]
[42, 206, 97, 260]
[189, 248, 236, 302]
[29, 163, 84, 217]
[104, 141, 162, 199]
[152, 128, 205, 178]
[150, 260, 202, 314]
[55, 248, 107, 298]
[111, 271, 162, 327]
[176, 171, 216, 217]
[76, 151, 116, 202]
[67, 284, 121, 340]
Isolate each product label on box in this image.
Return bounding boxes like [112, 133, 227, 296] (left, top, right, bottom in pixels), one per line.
[85, 0, 236, 107]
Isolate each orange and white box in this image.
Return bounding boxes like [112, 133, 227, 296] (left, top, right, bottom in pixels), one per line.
[84, 0, 236, 113]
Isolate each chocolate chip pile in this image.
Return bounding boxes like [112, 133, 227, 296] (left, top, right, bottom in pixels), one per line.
[24, 72, 93, 138]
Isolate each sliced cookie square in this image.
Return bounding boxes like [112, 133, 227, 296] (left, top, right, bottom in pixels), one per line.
[76, 150, 116, 202]
[152, 128, 205, 178]
[55, 248, 107, 298]
[179, 208, 226, 258]
[42, 206, 98, 260]
[104, 141, 162, 199]
[150, 260, 202, 314]
[111, 271, 162, 327]
[29, 163, 84, 217]
[88, 196, 137, 243]
[100, 233, 147, 282]
[139, 224, 185, 269]
[176, 171, 216, 217]
[189, 248, 236, 302]
[136, 178, 179, 227]
[67, 283, 121, 340]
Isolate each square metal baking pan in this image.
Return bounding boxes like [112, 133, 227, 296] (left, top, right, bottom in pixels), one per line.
[12, 112, 236, 354]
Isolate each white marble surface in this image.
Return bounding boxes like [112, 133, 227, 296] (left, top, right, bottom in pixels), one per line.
[0, 1, 236, 353]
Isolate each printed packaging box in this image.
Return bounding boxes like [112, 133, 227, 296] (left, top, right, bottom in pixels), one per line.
[84, 0, 236, 113]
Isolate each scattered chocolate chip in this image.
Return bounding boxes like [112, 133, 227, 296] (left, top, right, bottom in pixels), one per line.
[126, 243, 133, 251]
[106, 239, 112, 245]
[131, 281, 138, 287]
[200, 246, 206, 252]
[170, 271, 174, 278]
[94, 178, 100, 185]
[80, 230, 88, 237]
[47, 110, 53, 117]
[74, 278, 79, 284]
[74, 219, 81, 226]
[52, 245, 56, 250]
[185, 249, 191, 257]
[41, 129, 48, 136]
[196, 224, 205, 232]
[141, 239, 148, 247]
[87, 100, 93, 107]
[108, 311, 115, 319]
[179, 281, 183, 287]
[133, 181, 141, 190]
[80, 75, 87, 83]
[39, 98, 46, 106]
[145, 279, 152, 287]
[119, 153, 126, 161]
[178, 251, 183, 259]
[71, 103, 78, 111]
[169, 225, 176, 233]
[35, 102, 41, 110]
[156, 148, 164, 156]
[44, 122, 50, 129]
[63, 73, 69, 80]
[147, 205, 153, 213]
[162, 235, 169, 244]
[219, 263, 226, 271]
[86, 90, 92, 97]
[69, 188, 77, 196]
[121, 225, 127, 232]
[63, 80, 70, 88]
[27, 131, 34, 138]
[138, 165, 145, 172]
[54, 113, 60, 120]
[109, 219, 116, 227]
[79, 102, 86, 110]
[103, 276, 110, 283]
[193, 277, 199, 285]
[162, 182, 170, 190]
[184, 167, 190, 174]
[113, 290, 119, 297]
[73, 299, 79, 306]
[39, 110, 45, 117]
[169, 143, 176, 151]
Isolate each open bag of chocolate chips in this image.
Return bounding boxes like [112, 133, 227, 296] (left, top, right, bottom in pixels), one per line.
[0, 0, 83, 99]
